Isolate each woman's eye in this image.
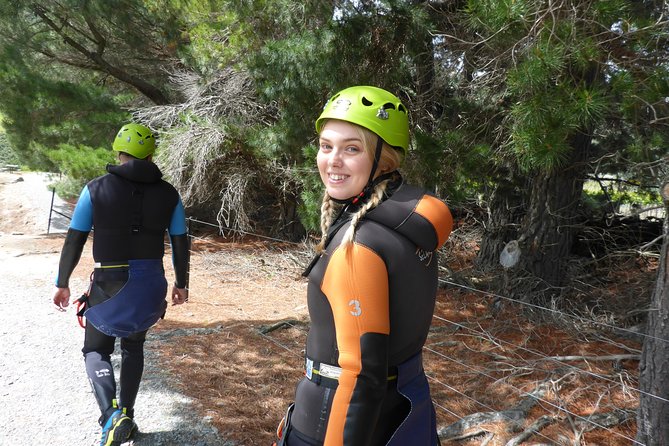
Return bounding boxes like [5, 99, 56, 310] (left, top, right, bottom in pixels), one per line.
[345, 146, 360, 153]
[319, 143, 332, 151]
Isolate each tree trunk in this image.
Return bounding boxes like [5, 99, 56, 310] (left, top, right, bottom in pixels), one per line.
[519, 174, 580, 287]
[636, 181, 669, 445]
[476, 169, 527, 270]
[477, 138, 590, 288]
[516, 134, 590, 287]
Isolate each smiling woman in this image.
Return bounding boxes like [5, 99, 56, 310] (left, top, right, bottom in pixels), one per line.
[273, 86, 453, 446]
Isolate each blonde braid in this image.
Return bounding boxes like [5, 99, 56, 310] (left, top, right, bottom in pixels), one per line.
[339, 180, 391, 248]
[315, 191, 336, 253]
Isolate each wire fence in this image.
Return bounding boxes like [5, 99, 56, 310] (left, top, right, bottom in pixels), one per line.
[49, 200, 661, 445]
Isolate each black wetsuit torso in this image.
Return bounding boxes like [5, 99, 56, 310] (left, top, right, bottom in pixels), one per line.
[87, 160, 179, 262]
[56, 159, 189, 289]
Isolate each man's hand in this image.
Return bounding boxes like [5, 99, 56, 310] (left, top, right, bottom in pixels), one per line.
[53, 287, 71, 311]
[171, 285, 188, 306]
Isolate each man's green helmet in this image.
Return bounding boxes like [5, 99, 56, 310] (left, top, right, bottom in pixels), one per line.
[112, 123, 156, 159]
[315, 86, 410, 155]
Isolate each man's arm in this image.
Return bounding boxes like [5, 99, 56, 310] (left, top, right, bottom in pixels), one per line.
[170, 233, 189, 287]
[53, 185, 93, 309]
[53, 228, 90, 309]
[168, 197, 189, 305]
[55, 228, 90, 288]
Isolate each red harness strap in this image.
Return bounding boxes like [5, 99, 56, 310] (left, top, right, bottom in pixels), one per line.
[75, 271, 94, 329]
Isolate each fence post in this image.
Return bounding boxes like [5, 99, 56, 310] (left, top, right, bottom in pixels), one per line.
[186, 216, 192, 289]
[47, 188, 55, 235]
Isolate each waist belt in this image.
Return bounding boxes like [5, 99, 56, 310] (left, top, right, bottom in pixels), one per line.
[305, 357, 398, 389]
[94, 261, 130, 269]
[94, 259, 163, 271]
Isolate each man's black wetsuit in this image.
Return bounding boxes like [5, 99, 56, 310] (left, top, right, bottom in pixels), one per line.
[55, 159, 189, 422]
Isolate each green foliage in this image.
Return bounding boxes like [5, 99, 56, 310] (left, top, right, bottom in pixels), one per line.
[582, 180, 660, 219]
[0, 42, 127, 171]
[0, 0, 197, 187]
[507, 42, 567, 94]
[461, 0, 669, 180]
[0, 0, 664, 244]
[410, 129, 447, 191]
[592, 0, 631, 23]
[248, 0, 446, 225]
[465, 0, 532, 32]
[296, 144, 322, 233]
[0, 0, 179, 96]
[0, 132, 18, 166]
[508, 81, 609, 171]
[179, 0, 331, 74]
[45, 144, 114, 198]
[500, 11, 617, 171]
[250, 28, 329, 161]
[411, 128, 491, 204]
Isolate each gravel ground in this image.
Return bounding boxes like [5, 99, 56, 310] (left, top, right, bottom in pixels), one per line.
[0, 172, 231, 446]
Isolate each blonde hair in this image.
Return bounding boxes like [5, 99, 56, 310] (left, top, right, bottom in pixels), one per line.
[315, 192, 338, 253]
[338, 180, 391, 247]
[315, 121, 402, 253]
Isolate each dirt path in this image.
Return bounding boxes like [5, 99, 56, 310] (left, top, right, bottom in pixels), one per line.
[0, 172, 227, 445]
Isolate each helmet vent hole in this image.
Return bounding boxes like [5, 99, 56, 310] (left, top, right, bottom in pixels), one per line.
[361, 97, 373, 106]
[398, 104, 407, 114]
[382, 102, 396, 110]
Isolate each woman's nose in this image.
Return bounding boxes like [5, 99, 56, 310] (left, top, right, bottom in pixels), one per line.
[328, 149, 343, 167]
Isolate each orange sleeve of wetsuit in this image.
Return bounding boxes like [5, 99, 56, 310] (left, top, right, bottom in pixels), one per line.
[320, 243, 389, 446]
[415, 194, 453, 249]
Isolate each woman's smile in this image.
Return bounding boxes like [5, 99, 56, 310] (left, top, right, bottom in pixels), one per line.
[327, 173, 348, 182]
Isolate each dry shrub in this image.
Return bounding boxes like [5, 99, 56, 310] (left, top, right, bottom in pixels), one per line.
[130, 68, 301, 237]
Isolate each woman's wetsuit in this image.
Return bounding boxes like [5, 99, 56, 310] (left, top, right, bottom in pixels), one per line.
[285, 181, 452, 446]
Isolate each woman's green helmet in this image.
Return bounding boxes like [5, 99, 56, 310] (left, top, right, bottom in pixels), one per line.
[315, 86, 410, 155]
[112, 123, 156, 159]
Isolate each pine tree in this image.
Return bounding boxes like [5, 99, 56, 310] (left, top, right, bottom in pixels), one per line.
[0, 0, 180, 104]
[433, 0, 669, 289]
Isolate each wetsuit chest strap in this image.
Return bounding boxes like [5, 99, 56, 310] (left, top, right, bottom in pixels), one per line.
[305, 357, 397, 389]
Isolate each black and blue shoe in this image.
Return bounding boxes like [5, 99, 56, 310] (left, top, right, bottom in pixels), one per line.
[121, 406, 139, 440]
[99, 408, 134, 446]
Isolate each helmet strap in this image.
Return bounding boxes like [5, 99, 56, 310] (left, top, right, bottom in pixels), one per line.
[368, 136, 384, 187]
[349, 136, 384, 205]
[331, 137, 396, 206]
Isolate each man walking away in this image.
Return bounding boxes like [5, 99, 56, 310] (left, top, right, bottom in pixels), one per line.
[52, 123, 190, 446]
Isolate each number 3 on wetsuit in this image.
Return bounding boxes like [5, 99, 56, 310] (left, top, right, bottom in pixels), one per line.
[348, 299, 362, 316]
